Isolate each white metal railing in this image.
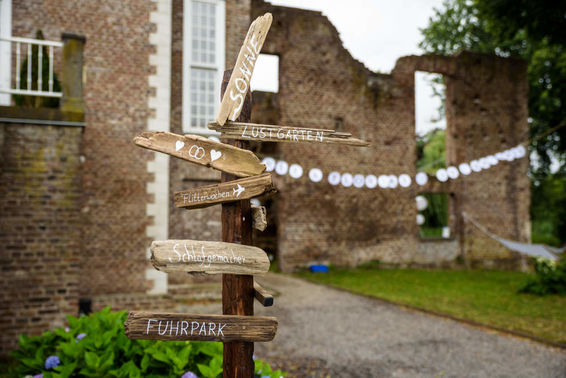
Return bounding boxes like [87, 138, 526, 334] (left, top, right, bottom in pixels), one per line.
[0, 36, 63, 98]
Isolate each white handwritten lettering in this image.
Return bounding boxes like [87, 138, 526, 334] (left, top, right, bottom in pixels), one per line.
[240, 127, 325, 143]
[146, 319, 157, 334]
[146, 319, 228, 338]
[170, 244, 247, 268]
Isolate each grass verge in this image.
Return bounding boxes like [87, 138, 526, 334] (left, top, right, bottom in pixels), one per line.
[296, 266, 566, 345]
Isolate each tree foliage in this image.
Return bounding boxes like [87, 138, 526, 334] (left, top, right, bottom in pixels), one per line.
[531, 174, 566, 245]
[417, 128, 446, 174]
[419, 0, 566, 176]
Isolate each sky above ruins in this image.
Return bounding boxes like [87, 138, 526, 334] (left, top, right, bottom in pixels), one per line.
[251, 0, 447, 135]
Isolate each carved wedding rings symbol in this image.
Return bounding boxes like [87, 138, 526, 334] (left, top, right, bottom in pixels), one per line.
[188, 145, 206, 160]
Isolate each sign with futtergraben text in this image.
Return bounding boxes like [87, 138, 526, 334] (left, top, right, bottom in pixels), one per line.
[174, 173, 275, 210]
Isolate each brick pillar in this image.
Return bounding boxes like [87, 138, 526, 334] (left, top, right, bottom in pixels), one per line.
[60, 33, 86, 121]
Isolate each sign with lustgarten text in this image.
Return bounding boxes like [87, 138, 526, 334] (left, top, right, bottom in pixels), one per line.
[125, 312, 278, 342]
[151, 239, 270, 275]
[209, 121, 370, 147]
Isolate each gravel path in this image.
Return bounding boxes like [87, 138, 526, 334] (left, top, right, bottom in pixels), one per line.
[177, 273, 566, 377]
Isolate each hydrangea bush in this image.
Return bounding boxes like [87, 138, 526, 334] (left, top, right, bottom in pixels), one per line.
[520, 256, 566, 295]
[5, 307, 285, 378]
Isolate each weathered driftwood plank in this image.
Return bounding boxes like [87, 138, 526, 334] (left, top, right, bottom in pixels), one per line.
[216, 13, 272, 126]
[208, 121, 369, 147]
[133, 131, 265, 177]
[125, 312, 277, 342]
[252, 205, 267, 231]
[151, 239, 270, 275]
[254, 281, 274, 307]
[174, 173, 276, 210]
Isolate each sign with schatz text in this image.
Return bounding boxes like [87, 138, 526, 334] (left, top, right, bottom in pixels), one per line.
[175, 173, 276, 210]
[125, 312, 278, 342]
[216, 13, 272, 126]
[133, 131, 265, 177]
[151, 239, 270, 275]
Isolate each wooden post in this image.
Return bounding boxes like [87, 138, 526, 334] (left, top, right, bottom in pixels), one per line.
[221, 69, 255, 378]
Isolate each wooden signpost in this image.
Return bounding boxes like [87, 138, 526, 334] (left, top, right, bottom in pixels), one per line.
[174, 173, 275, 210]
[134, 131, 265, 177]
[125, 312, 277, 342]
[128, 12, 368, 377]
[150, 240, 270, 275]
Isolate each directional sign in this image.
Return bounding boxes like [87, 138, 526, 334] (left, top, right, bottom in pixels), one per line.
[150, 239, 270, 275]
[125, 312, 278, 342]
[208, 121, 369, 147]
[133, 131, 265, 177]
[174, 173, 276, 210]
[216, 13, 273, 126]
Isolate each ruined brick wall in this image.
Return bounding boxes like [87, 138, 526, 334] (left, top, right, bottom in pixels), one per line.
[448, 53, 530, 268]
[0, 123, 82, 355]
[12, 0, 154, 296]
[167, 0, 252, 285]
[252, 1, 418, 270]
[251, 2, 529, 270]
[395, 52, 530, 268]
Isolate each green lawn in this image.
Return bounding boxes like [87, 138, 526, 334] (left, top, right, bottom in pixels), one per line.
[296, 267, 566, 345]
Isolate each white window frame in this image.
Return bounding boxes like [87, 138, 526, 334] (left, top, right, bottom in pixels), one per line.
[183, 0, 225, 135]
[0, 0, 12, 105]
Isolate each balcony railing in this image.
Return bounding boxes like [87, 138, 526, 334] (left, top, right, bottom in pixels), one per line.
[0, 36, 63, 98]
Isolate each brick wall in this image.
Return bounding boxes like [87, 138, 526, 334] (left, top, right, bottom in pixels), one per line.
[449, 52, 530, 268]
[251, 1, 529, 270]
[252, 0, 418, 270]
[12, 0, 155, 296]
[395, 52, 530, 268]
[0, 123, 82, 355]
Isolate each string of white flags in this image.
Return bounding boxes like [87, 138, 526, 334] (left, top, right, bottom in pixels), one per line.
[260, 144, 527, 189]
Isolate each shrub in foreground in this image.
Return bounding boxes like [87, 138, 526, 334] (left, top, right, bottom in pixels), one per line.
[520, 257, 566, 295]
[4, 307, 284, 378]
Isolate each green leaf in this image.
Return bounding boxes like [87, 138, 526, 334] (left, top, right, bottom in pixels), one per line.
[197, 363, 215, 378]
[54, 361, 78, 378]
[149, 350, 169, 364]
[140, 354, 150, 372]
[99, 351, 115, 370]
[84, 351, 100, 369]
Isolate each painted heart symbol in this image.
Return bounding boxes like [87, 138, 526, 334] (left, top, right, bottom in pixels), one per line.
[210, 149, 222, 162]
[175, 141, 184, 152]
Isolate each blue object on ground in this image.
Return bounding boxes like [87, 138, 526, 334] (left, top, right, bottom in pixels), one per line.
[310, 264, 329, 273]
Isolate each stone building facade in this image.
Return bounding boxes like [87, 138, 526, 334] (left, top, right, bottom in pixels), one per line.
[0, 0, 529, 355]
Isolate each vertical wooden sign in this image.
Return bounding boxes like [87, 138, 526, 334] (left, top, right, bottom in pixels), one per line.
[216, 13, 272, 126]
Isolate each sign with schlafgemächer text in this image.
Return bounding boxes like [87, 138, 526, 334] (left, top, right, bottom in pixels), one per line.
[133, 131, 265, 177]
[150, 239, 270, 275]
